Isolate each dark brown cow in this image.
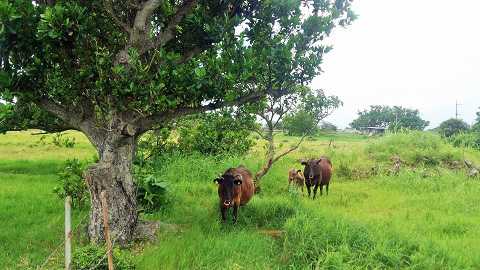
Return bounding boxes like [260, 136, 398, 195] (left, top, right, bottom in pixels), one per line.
[301, 157, 333, 199]
[213, 166, 255, 223]
[288, 169, 305, 193]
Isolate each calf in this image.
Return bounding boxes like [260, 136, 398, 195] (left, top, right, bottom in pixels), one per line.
[301, 157, 333, 199]
[288, 169, 305, 193]
[213, 166, 255, 223]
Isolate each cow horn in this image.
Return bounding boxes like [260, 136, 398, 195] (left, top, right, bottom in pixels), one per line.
[234, 174, 243, 181]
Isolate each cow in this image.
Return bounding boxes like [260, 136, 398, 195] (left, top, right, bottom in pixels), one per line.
[213, 166, 255, 223]
[288, 169, 305, 193]
[301, 157, 333, 199]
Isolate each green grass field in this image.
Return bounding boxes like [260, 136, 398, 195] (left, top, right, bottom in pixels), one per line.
[1, 130, 480, 269]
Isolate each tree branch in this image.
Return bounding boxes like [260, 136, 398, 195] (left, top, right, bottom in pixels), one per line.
[253, 128, 268, 140]
[131, 0, 162, 46]
[103, 0, 132, 34]
[272, 133, 307, 163]
[136, 90, 270, 134]
[142, 0, 198, 53]
[174, 46, 204, 65]
[36, 98, 74, 124]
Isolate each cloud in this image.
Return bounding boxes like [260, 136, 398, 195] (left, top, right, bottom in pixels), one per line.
[312, 0, 480, 128]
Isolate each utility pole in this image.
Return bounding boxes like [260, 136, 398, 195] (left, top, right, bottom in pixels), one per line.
[455, 100, 462, 119]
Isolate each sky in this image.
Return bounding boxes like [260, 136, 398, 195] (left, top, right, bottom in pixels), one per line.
[313, 0, 480, 129]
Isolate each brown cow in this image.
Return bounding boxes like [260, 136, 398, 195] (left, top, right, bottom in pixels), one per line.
[301, 156, 333, 199]
[213, 166, 255, 223]
[288, 169, 305, 193]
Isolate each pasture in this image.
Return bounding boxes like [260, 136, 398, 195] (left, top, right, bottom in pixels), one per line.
[1, 130, 480, 269]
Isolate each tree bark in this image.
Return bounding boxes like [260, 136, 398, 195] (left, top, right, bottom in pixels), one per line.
[84, 134, 138, 246]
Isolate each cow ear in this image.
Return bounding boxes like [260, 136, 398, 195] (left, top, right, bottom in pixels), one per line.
[316, 159, 323, 164]
[213, 177, 223, 184]
[296, 170, 302, 174]
[300, 159, 307, 165]
[234, 174, 243, 185]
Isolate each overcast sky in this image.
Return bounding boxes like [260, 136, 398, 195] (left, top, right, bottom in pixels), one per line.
[313, 0, 480, 129]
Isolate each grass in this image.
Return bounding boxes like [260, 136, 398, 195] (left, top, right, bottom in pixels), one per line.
[1, 130, 479, 269]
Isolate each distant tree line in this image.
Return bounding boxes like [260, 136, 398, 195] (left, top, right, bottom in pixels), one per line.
[350, 105, 429, 131]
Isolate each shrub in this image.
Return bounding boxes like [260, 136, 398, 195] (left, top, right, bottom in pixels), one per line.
[52, 132, 76, 148]
[53, 158, 89, 209]
[135, 109, 256, 159]
[136, 127, 173, 165]
[72, 244, 135, 270]
[176, 110, 256, 155]
[366, 131, 462, 167]
[135, 173, 169, 213]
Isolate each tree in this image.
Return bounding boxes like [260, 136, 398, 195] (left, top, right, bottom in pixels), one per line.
[472, 107, 480, 132]
[320, 121, 337, 132]
[438, 118, 470, 137]
[350, 105, 429, 131]
[254, 89, 341, 183]
[283, 109, 317, 136]
[0, 1, 354, 244]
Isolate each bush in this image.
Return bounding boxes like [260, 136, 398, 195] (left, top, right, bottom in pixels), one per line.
[176, 110, 256, 155]
[136, 127, 173, 165]
[135, 173, 169, 213]
[52, 132, 76, 148]
[53, 158, 89, 209]
[135, 110, 256, 160]
[437, 118, 470, 137]
[366, 131, 462, 167]
[72, 244, 135, 270]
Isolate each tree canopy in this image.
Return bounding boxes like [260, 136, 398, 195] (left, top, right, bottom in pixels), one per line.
[0, 0, 354, 244]
[438, 118, 470, 137]
[472, 107, 480, 132]
[254, 87, 341, 183]
[350, 105, 429, 131]
[283, 89, 341, 136]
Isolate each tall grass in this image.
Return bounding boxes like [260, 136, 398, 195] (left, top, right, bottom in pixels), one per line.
[1, 130, 480, 269]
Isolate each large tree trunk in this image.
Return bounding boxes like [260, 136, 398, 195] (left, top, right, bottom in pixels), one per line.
[84, 134, 138, 246]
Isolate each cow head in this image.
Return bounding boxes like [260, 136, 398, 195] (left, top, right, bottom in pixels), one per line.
[301, 159, 321, 184]
[214, 173, 243, 207]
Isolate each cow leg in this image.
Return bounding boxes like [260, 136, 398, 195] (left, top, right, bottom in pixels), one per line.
[220, 205, 227, 223]
[306, 185, 311, 198]
[233, 204, 239, 224]
[326, 184, 329, 195]
[320, 184, 324, 196]
[313, 184, 319, 200]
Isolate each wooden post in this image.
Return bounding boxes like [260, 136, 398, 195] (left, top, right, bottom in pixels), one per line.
[100, 191, 114, 270]
[65, 196, 72, 270]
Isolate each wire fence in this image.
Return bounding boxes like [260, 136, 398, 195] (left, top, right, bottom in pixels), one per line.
[37, 212, 89, 270]
[38, 194, 126, 270]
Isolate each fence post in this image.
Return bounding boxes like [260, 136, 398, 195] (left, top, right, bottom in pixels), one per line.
[65, 196, 72, 270]
[100, 191, 114, 270]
